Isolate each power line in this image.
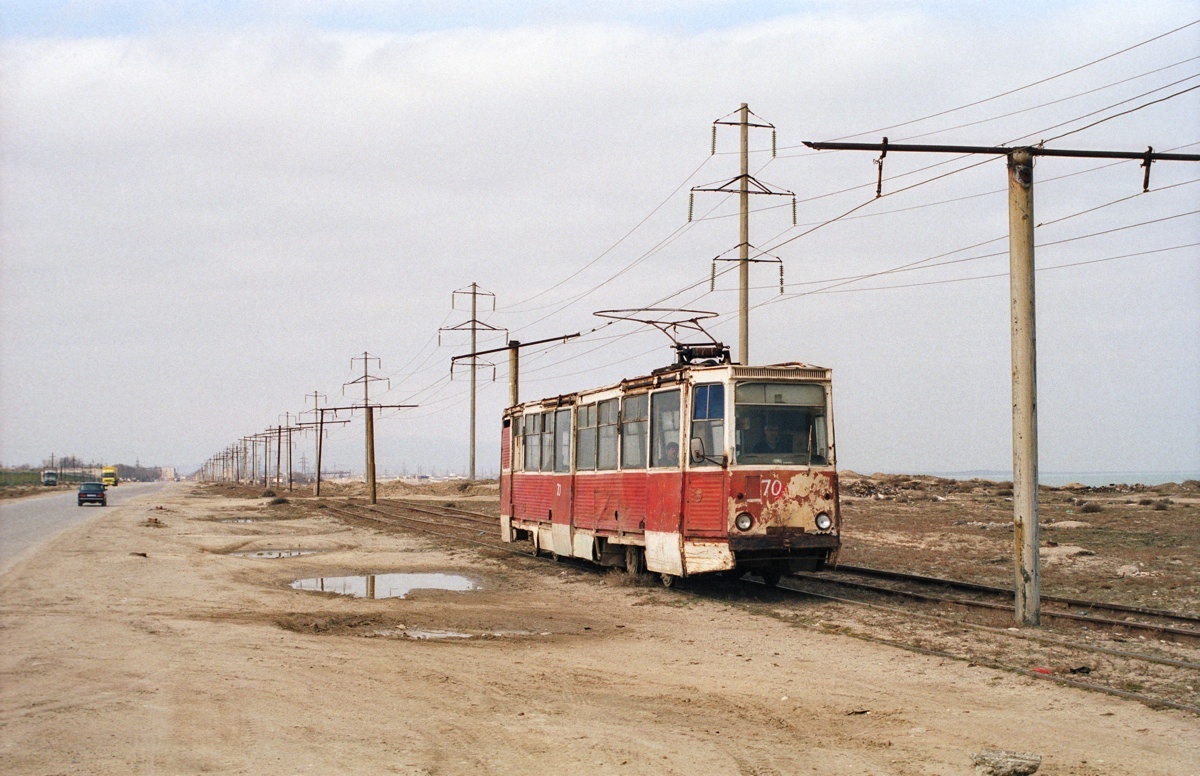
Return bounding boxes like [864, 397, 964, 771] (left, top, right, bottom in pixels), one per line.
[498, 154, 713, 313]
[777, 17, 1200, 149]
[895, 56, 1200, 143]
[1043, 82, 1200, 144]
[804, 243, 1199, 295]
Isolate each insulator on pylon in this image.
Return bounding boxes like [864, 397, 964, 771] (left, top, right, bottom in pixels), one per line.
[772, 129, 777, 158]
[688, 191, 695, 222]
[711, 261, 716, 292]
[711, 125, 717, 155]
[779, 263, 785, 295]
[792, 196, 797, 226]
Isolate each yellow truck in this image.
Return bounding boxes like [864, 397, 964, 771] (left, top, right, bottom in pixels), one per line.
[101, 466, 118, 487]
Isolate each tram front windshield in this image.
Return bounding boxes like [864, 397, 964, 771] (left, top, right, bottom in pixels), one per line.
[735, 382, 829, 466]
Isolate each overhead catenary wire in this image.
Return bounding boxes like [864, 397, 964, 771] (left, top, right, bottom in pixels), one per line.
[894, 57, 1200, 142]
[1042, 81, 1200, 144]
[497, 154, 714, 314]
[501, 27, 1200, 348]
[774, 17, 1200, 150]
[497, 160, 1189, 384]
[302, 24, 1200, 460]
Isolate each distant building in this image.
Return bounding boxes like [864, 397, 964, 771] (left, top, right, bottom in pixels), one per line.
[160, 467, 177, 481]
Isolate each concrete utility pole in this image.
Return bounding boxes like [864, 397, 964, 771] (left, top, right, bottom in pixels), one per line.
[340, 353, 417, 504]
[274, 424, 283, 488]
[346, 353, 386, 503]
[803, 138, 1200, 626]
[691, 104, 794, 365]
[276, 413, 304, 492]
[452, 333, 582, 410]
[297, 415, 349, 497]
[441, 285, 504, 480]
[305, 392, 328, 496]
[252, 431, 272, 487]
[1008, 150, 1039, 625]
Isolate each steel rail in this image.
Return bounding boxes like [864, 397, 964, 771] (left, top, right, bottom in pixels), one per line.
[321, 499, 1199, 711]
[792, 571, 1200, 641]
[382, 499, 498, 526]
[765, 576, 1200, 670]
[345, 503, 495, 536]
[759, 577, 1200, 715]
[326, 503, 531, 558]
[837, 564, 1200, 624]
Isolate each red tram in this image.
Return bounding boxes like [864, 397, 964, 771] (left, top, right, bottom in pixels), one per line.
[499, 359, 840, 585]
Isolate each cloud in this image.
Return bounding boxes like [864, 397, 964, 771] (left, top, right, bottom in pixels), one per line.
[2, 2, 1198, 476]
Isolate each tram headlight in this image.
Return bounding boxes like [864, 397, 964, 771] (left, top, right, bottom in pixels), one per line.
[815, 512, 833, 531]
[735, 513, 753, 532]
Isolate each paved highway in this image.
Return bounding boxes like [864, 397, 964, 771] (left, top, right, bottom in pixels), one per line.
[0, 481, 171, 577]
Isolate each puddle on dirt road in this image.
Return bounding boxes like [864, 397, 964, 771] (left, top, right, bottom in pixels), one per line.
[403, 629, 473, 639]
[231, 549, 322, 559]
[221, 518, 257, 524]
[290, 573, 479, 599]
[369, 627, 541, 640]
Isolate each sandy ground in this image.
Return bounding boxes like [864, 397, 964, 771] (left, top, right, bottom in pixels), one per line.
[1, 484, 1197, 775]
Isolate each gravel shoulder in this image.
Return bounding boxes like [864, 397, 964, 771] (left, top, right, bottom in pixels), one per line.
[0, 484, 1196, 775]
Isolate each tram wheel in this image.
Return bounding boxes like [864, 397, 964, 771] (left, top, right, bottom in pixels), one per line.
[625, 546, 644, 576]
[660, 573, 677, 588]
[759, 570, 781, 588]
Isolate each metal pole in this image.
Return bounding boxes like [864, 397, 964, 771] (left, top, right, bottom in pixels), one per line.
[738, 102, 750, 365]
[508, 340, 520, 407]
[1008, 149, 1040, 626]
[275, 426, 282, 489]
[365, 407, 377, 504]
[362, 354, 377, 504]
[287, 422, 293, 492]
[315, 411, 325, 497]
[470, 283, 478, 481]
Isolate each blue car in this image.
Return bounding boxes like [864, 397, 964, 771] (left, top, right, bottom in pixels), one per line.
[77, 482, 107, 507]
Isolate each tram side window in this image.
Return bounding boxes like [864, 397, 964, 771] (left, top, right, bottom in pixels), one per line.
[621, 394, 648, 469]
[511, 420, 522, 471]
[554, 408, 572, 472]
[523, 414, 541, 471]
[576, 404, 597, 470]
[597, 399, 619, 470]
[650, 389, 681, 468]
[690, 383, 725, 467]
[541, 412, 556, 471]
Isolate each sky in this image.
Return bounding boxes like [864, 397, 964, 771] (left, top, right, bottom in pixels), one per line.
[2, 1, 1198, 479]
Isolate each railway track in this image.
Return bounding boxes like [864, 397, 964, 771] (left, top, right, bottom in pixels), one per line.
[320, 498, 1200, 714]
[786, 566, 1200, 642]
[837, 564, 1200, 629]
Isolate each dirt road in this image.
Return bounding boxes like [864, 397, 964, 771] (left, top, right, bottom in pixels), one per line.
[1, 485, 1195, 774]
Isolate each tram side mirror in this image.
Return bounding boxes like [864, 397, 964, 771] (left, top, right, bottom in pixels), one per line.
[690, 438, 729, 468]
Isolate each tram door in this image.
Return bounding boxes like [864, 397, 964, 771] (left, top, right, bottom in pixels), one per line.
[548, 408, 575, 557]
[683, 383, 727, 538]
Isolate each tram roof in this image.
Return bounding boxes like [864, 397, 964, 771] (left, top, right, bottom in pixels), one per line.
[509, 361, 831, 414]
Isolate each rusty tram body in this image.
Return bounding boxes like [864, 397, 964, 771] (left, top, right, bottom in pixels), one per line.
[500, 359, 841, 585]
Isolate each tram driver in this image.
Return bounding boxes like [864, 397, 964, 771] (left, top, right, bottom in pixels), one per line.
[753, 421, 792, 455]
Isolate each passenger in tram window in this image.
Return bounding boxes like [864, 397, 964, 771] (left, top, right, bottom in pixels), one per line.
[753, 422, 791, 455]
[658, 441, 680, 467]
